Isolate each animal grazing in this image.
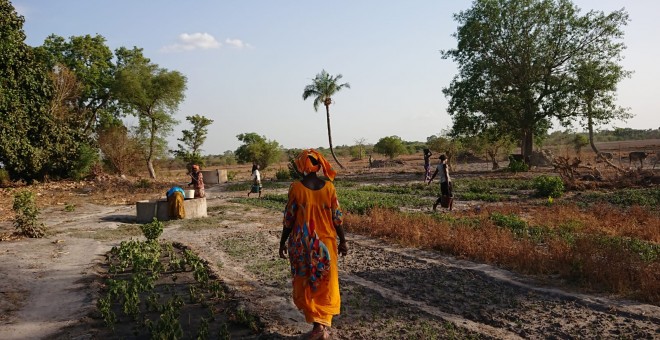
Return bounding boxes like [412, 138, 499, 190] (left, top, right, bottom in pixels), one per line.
[628, 151, 648, 168]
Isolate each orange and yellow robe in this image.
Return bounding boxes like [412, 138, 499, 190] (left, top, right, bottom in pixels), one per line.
[283, 180, 343, 327]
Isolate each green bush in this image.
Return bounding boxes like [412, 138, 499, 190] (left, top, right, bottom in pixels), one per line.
[507, 156, 529, 173]
[275, 168, 290, 180]
[135, 178, 152, 189]
[13, 190, 46, 238]
[0, 168, 9, 187]
[140, 218, 164, 241]
[227, 171, 237, 181]
[533, 175, 564, 198]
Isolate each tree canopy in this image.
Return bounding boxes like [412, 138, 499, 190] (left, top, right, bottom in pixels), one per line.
[114, 47, 187, 179]
[442, 0, 629, 162]
[234, 133, 282, 170]
[173, 114, 214, 167]
[302, 70, 350, 169]
[374, 136, 407, 159]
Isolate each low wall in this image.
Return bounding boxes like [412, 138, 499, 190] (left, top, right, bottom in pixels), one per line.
[136, 197, 208, 223]
[201, 169, 228, 184]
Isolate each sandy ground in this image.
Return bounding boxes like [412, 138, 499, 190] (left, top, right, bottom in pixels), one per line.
[1, 159, 659, 339]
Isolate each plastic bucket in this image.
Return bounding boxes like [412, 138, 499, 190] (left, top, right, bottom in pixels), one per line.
[185, 189, 195, 199]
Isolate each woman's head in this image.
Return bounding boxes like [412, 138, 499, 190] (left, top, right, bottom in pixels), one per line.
[191, 164, 200, 172]
[251, 164, 258, 172]
[294, 149, 336, 181]
[439, 154, 447, 161]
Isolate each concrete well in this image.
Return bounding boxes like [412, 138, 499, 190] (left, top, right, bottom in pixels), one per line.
[201, 169, 228, 184]
[136, 197, 207, 223]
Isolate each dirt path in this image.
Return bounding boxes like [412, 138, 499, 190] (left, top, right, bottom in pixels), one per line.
[1, 184, 659, 339]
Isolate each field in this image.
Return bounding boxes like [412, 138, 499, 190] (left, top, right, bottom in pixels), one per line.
[0, 146, 658, 339]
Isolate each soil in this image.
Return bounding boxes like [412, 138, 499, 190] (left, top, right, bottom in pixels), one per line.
[1, 156, 659, 339]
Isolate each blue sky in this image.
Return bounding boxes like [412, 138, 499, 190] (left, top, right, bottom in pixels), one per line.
[13, 0, 659, 155]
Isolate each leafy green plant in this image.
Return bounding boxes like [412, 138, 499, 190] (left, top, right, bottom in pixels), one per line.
[13, 190, 46, 238]
[134, 178, 152, 189]
[64, 202, 76, 212]
[507, 156, 529, 173]
[275, 168, 290, 180]
[0, 168, 10, 187]
[490, 212, 528, 237]
[227, 170, 237, 181]
[533, 175, 564, 198]
[140, 218, 164, 241]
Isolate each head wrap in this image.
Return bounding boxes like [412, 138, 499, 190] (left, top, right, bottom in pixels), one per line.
[295, 149, 337, 181]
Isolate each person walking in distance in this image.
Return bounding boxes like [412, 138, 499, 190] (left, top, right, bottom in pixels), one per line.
[248, 164, 262, 198]
[423, 148, 433, 181]
[428, 154, 453, 211]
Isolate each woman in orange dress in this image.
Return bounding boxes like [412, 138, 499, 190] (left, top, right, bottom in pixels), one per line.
[279, 149, 348, 340]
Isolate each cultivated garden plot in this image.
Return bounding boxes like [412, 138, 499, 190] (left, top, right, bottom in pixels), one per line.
[0, 158, 658, 339]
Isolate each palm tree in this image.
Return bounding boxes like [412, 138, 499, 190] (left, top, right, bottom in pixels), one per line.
[302, 69, 350, 169]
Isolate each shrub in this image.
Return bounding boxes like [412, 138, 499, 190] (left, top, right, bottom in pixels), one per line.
[140, 218, 164, 241]
[533, 175, 564, 198]
[13, 190, 46, 238]
[135, 178, 152, 189]
[227, 171, 237, 181]
[507, 156, 529, 172]
[0, 168, 9, 187]
[275, 168, 290, 181]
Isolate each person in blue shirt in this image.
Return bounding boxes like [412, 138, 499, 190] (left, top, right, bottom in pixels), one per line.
[166, 186, 186, 219]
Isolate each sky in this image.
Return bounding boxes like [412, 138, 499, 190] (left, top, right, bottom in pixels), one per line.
[13, 0, 660, 155]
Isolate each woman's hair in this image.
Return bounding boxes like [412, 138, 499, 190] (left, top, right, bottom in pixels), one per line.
[439, 154, 447, 161]
[251, 164, 258, 172]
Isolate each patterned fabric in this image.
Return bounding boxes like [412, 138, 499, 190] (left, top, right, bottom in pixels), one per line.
[190, 171, 205, 198]
[283, 180, 343, 326]
[294, 149, 336, 181]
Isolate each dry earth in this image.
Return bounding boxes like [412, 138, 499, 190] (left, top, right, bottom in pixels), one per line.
[1, 157, 659, 339]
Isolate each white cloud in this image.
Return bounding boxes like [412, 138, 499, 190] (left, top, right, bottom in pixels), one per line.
[161, 33, 221, 53]
[225, 38, 252, 49]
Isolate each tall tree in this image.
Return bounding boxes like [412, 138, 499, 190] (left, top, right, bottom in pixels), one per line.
[570, 60, 630, 170]
[442, 0, 629, 163]
[173, 114, 214, 166]
[302, 70, 350, 169]
[374, 136, 407, 159]
[0, 0, 53, 181]
[35, 34, 117, 134]
[114, 47, 187, 179]
[234, 132, 282, 170]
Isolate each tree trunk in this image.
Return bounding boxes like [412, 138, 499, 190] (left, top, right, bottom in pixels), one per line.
[488, 150, 499, 170]
[147, 116, 157, 179]
[522, 129, 534, 165]
[587, 110, 624, 173]
[325, 104, 344, 169]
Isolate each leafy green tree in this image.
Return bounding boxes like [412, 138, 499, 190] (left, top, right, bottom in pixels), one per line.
[373, 136, 407, 159]
[35, 34, 117, 134]
[114, 47, 187, 179]
[572, 134, 589, 156]
[570, 60, 630, 167]
[442, 0, 629, 163]
[302, 70, 350, 169]
[235, 133, 282, 170]
[427, 134, 463, 170]
[0, 0, 52, 181]
[461, 127, 515, 170]
[173, 114, 214, 167]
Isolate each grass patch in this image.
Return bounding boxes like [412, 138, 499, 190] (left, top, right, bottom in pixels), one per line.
[579, 188, 660, 208]
[224, 182, 289, 192]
